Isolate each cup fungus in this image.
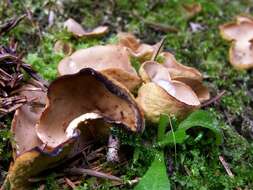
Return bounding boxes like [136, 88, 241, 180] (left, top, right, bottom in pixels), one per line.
[161, 52, 202, 81]
[220, 15, 253, 69]
[64, 18, 108, 38]
[7, 69, 144, 189]
[138, 61, 200, 122]
[137, 81, 200, 123]
[36, 68, 144, 148]
[117, 33, 160, 61]
[139, 61, 171, 83]
[11, 85, 46, 157]
[7, 85, 72, 190]
[5, 32, 211, 189]
[58, 45, 141, 91]
[161, 52, 209, 102]
[139, 57, 209, 104]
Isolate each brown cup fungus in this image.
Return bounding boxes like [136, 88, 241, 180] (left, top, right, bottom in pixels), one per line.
[117, 33, 162, 61]
[220, 15, 253, 70]
[137, 56, 210, 122]
[64, 18, 108, 38]
[7, 69, 144, 189]
[58, 45, 141, 91]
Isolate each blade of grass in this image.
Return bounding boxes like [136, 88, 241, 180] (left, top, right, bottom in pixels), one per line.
[157, 114, 169, 141]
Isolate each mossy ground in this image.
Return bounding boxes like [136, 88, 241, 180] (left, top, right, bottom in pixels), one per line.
[1, 0, 253, 189]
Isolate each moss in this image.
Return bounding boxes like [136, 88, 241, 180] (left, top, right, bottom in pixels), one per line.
[170, 122, 253, 190]
[25, 34, 64, 81]
[0, 117, 13, 168]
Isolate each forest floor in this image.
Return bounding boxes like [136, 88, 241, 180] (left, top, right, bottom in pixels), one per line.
[0, 0, 253, 189]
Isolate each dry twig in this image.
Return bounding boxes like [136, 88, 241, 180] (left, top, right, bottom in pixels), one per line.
[201, 90, 226, 107]
[64, 168, 122, 182]
[0, 14, 26, 35]
[219, 155, 234, 178]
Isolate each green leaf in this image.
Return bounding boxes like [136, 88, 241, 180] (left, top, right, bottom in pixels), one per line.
[158, 114, 170, 141]
[157, 110, 223, 147]
[134, 151, 170, 190]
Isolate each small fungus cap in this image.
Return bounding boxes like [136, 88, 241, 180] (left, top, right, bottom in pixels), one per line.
[64, 18, 108, 38]
[220, 16, 253, 69]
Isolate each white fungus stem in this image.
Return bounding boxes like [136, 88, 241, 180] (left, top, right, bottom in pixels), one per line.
[107, 135, 120, 163]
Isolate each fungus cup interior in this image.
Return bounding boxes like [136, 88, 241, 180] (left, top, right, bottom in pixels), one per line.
[140, 61, 171, 82]
[8, 84, 73, 190]
[174, 77, 210, 102]
[36, 68, 144, 149]
[155, 79, 200, 106]
[139, 59, 205, 104]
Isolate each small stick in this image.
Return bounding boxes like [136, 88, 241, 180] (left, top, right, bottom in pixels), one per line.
[201, 90, 226, 107]
[64, 177, 76, 189]
[131, 11, 178, 33]
[151, 37, 166, 61]
[0, 14, 26, 35]
[219, 156, 242, 190]
[219, 155, 234, 178]
[64, 168, 122, 182]
[144, 21, 179, 33]
[29, 173, 65, 182]
[87, 146, 105, 162]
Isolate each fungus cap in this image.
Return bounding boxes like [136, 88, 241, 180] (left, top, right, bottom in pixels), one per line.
[137, 81, 200, 122]
[36, 68, 144, 149]
[58, 45, 141, 91]
[139, 60, 209, 103]
[220, 16, 253, 69]
[117, 33, 160, 61]
[64, 18, 108, 37]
